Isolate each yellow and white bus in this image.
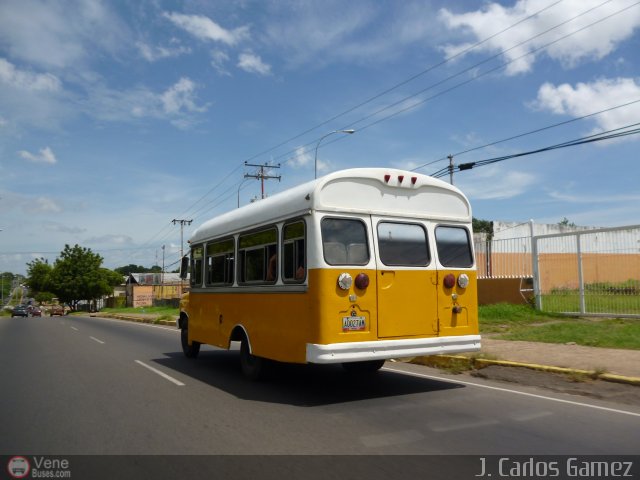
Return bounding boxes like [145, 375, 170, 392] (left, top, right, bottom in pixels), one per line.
[179, 168, 480, 379]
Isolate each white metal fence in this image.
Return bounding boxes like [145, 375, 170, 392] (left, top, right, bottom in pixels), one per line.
[475, 224, 640, 317]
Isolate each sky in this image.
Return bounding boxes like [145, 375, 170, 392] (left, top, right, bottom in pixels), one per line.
[1, 0, 640, 275]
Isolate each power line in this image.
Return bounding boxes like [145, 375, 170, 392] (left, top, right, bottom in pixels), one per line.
[411, 97, 640, 172]
[431, 122, 640, 178]
[275, 0, 632, 169]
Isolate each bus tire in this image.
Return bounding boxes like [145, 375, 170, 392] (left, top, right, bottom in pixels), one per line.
[240, 337, 264, 381]
[181, 323, 200, 359]
[342, 359, 385, 374]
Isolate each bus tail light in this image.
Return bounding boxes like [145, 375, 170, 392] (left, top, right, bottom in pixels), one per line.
[458, 274, 470, 289]
[355, 273, 369, 289]
[443, 274, 456, 289]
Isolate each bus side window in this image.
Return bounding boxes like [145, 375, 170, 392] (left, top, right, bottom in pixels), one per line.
[190, 245, 204, 287]
[239, 228, 278, 284]
[283, 221, 306, 283]
[206, 238, 235, 286]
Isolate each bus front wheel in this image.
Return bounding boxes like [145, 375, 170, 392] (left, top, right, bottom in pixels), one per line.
[342, 360, 385, 374]
[181, 324, 200, 359]
[240, 337, 264, 381]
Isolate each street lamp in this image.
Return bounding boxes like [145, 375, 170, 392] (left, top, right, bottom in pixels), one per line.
[314, 129, 355, 179]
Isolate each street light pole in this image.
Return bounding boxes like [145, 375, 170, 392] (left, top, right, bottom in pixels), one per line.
[314, 129, 355, 179]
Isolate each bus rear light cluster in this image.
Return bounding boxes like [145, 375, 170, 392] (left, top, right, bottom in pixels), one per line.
[443, 273, 470, 289]
[383, 174, 418, 185]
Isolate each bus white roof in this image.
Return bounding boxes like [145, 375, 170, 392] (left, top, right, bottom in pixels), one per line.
[190, 168, 471, 244]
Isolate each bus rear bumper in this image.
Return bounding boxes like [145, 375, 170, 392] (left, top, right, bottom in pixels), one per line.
[306, 334, 481, 364]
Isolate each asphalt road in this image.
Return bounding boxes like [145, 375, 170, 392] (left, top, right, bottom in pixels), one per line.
[1, 315, 639, 456]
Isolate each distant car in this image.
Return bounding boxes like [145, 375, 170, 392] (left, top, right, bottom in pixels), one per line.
[12, 305, 29, 317]
[28, 306, 42, 317]
[49, 305, 65, 316]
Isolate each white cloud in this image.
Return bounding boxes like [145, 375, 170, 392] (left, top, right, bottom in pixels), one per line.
[0, 0, 128, 70]
[290, 146, 312, 168]
[136, 40, 191, 62]
[18, 146, 57, 165]
[237, 52, 271, 76]
[0, 58, 61, 92]
[458, 165, 537, 200]
[210, 50, 231, 75]
[439, 0, 640, 75]
[163, 12, 249, 46]
[28, 197, 62, 214]
[532, 77, 640, 133]
[160, 77, 208, 115]
[84, 234, 134, 245]
[261, 2, 443, 68]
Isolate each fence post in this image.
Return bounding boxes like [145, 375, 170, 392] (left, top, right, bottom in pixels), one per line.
[530, 220, 542, 311]
[576, 232, 586, 315]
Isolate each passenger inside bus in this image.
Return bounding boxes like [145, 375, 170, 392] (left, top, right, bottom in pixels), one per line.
[266, 253, 277, 281]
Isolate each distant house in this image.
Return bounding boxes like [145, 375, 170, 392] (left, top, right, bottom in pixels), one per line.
[126, 273, 186, 307]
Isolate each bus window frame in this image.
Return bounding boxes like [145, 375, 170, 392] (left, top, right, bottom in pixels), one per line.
[205, 237, 235, 287]
[321, 216, 370, 266]
[282, 218, 306, 284]
[238, 226, 278, 285]
[190, 244, 205, 287]
[376, 220, 431, 267]
[434, 224, 474, 268]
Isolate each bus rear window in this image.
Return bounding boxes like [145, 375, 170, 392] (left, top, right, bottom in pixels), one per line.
[435, 226, 473, 267]
[378, 222, 429, 266]
[321, 218, 369, 265]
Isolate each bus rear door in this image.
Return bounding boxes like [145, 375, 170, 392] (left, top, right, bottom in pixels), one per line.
[373, 218, 439, 338]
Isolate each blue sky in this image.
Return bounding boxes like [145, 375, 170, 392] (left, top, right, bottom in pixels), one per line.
[1, 0, 640, 275]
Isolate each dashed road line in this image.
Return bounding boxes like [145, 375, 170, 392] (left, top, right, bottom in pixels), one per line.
[89, 336, 105, 344]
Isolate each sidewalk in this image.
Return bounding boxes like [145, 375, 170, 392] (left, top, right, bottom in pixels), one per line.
[480, 338, 640, 380]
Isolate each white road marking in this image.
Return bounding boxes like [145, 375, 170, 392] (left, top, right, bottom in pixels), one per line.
[135, 360, 185, 386]
[70, 326, 79, 331]
[89, 336, 105, 344]
[88, 316, 178, 333]
[382, 367, 640, 418]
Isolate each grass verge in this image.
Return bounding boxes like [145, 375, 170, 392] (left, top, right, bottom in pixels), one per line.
[100, 306, 179, 317]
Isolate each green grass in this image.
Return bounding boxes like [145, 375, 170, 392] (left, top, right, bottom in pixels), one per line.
[499, 318, 640, 350]
[479, 302, 640, 350]
[100, 306, 178, 316]
[479, 303, 561, 333]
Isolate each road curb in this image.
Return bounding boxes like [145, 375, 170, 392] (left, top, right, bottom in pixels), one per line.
[89, 313, 176, 327]
[411, 355, 640, 387]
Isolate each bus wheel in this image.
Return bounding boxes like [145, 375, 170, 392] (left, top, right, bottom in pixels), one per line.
[342, 360, 385, 374]
[240, 337, 264, 381]
[181, 324, 200, 359]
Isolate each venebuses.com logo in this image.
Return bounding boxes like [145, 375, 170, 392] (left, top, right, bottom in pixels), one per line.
[7, 456, 30, 479]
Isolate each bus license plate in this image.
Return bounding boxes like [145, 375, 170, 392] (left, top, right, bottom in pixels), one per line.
[342, 316, 366, 331]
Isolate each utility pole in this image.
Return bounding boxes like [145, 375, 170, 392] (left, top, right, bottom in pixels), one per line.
[244, 161, 281, 199]
[448, 154, 454, 185]
[161, 245, 165, 300]
[172, 219, 193, 262]
[172, 219, 192, 296]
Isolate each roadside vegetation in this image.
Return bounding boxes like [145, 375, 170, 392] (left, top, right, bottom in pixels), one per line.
[480, 303, 640, 350]
[99, 306, 178, 322]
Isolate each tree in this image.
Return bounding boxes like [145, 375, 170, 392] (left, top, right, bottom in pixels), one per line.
[49, 244, 123, 308]
[472, 218, 493, 239]
[26, 258, 53, 295]
[114, 264, 162, 275]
